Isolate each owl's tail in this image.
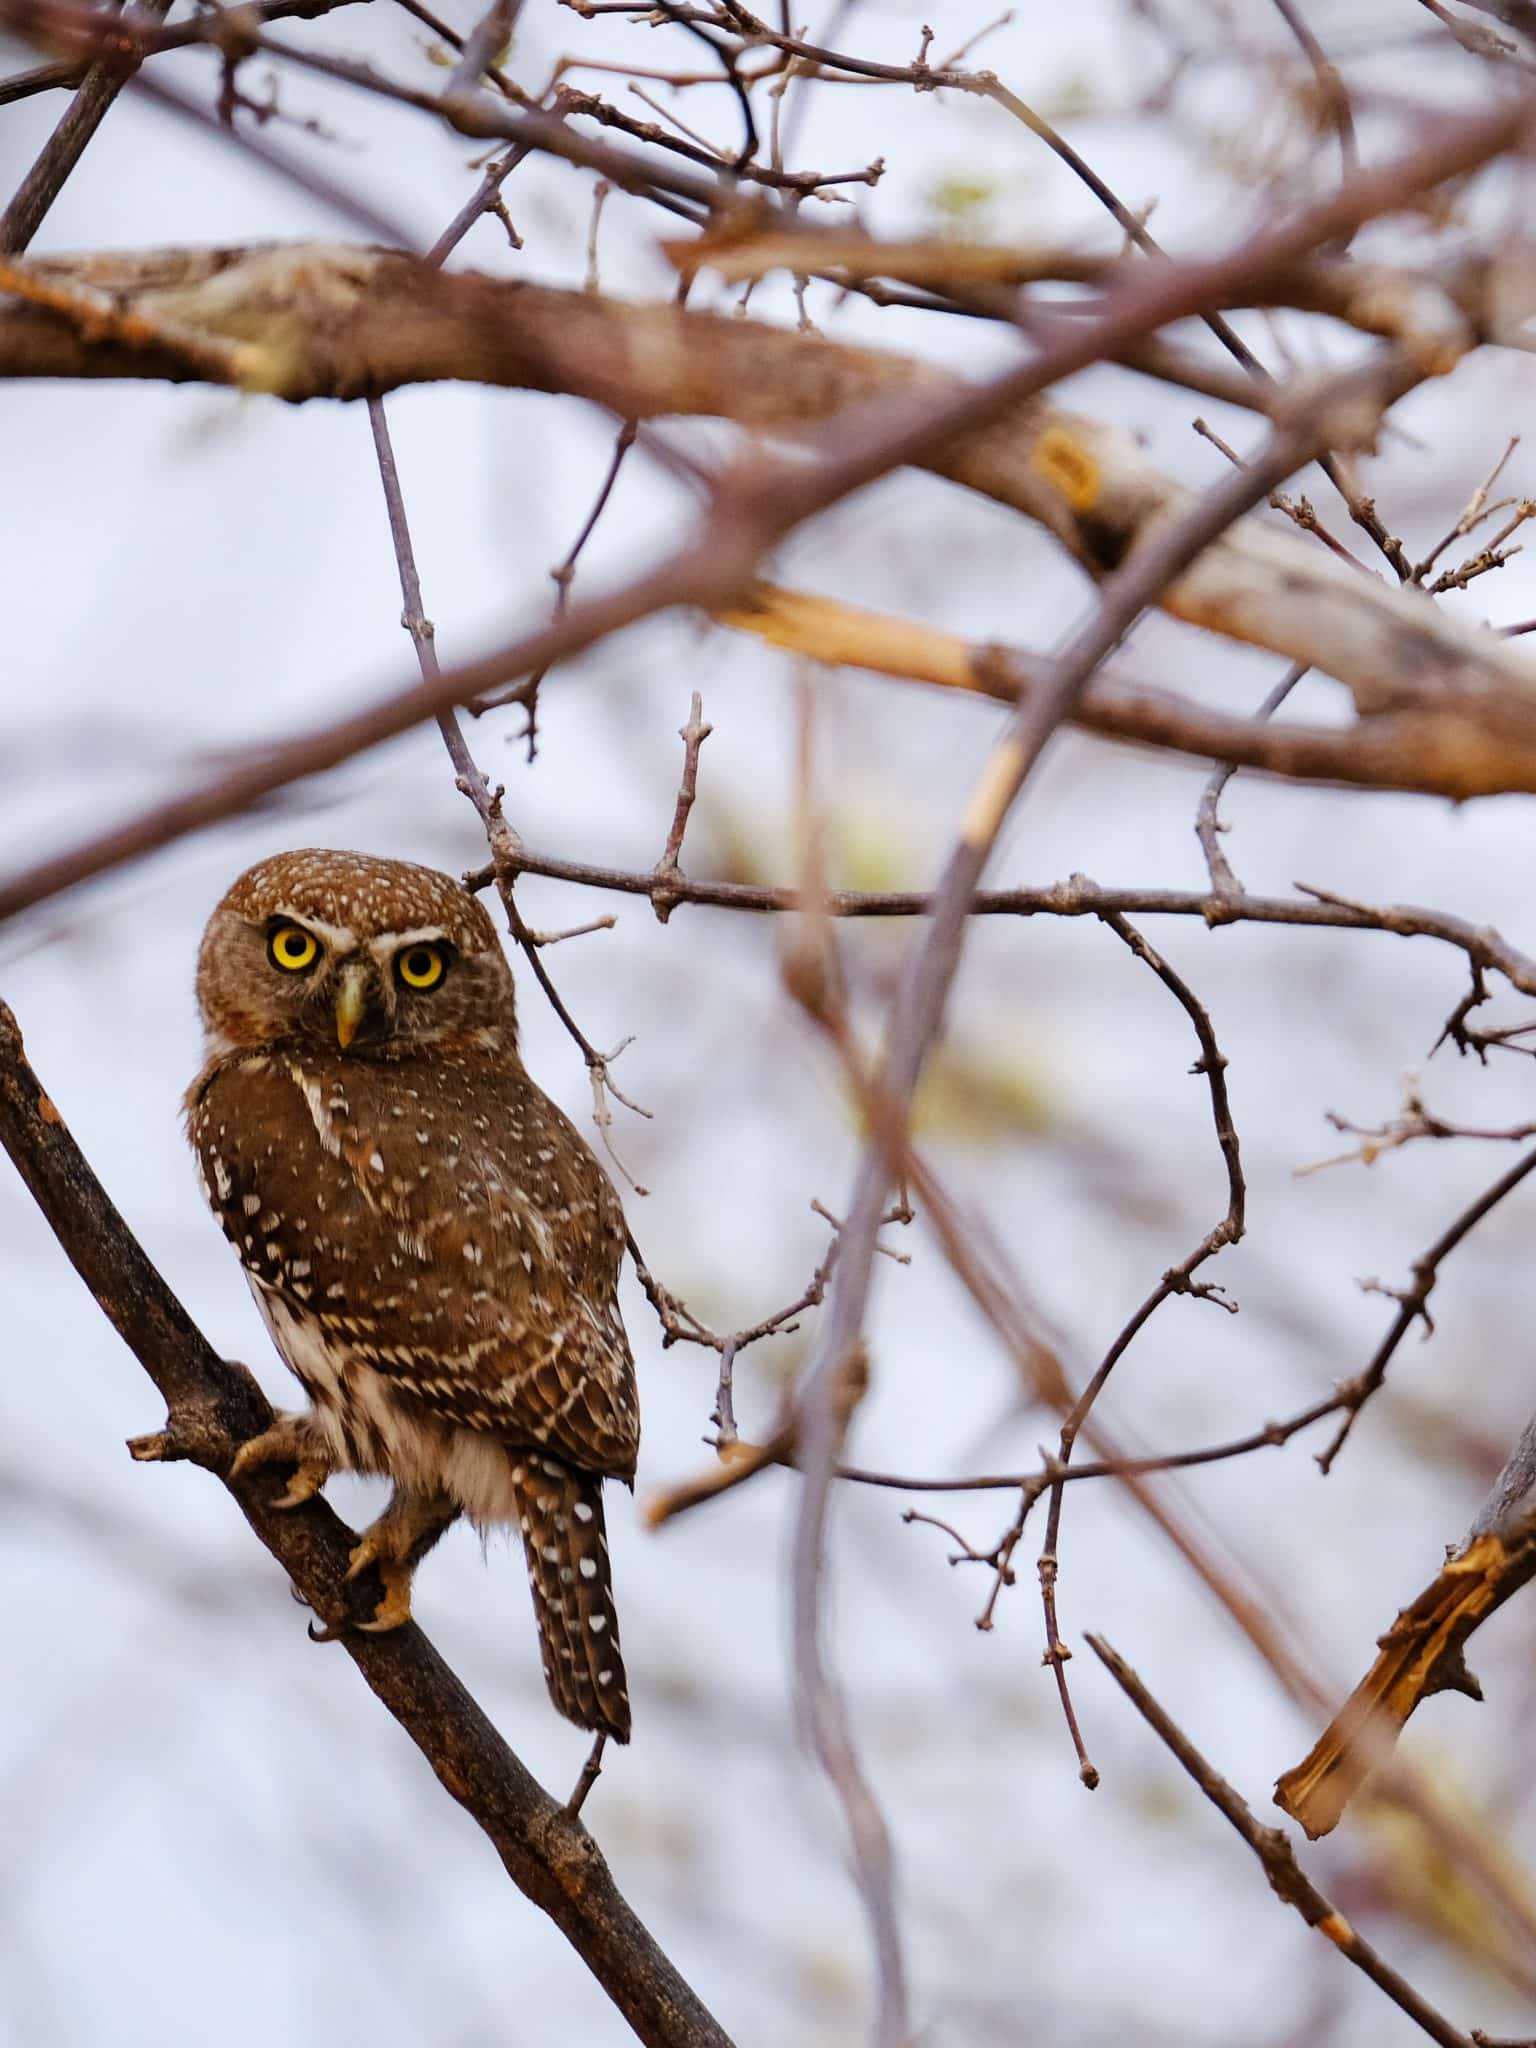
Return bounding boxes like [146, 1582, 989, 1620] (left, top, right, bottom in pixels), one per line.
[512, 1456, 631, 1743]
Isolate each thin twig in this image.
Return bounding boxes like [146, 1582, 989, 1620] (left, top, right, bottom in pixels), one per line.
[1194, 664, 1309, 900]
[366, 394, 651, 1185]
[1029, 905, 1244, 1779]
[1318, 1146, 1536, 1471]
[652, 691, 713, 923]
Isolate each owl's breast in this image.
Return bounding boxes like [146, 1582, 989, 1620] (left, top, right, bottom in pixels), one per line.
[188, 1051, 393, 1308]
[188, 1045, 637, 1477]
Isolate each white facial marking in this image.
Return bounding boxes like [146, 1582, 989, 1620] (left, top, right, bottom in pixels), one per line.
[366, 925, 448, 962]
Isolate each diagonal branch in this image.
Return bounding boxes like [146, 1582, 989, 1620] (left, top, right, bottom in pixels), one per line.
[0, 1001, 735, 2048]
[786, 379, 1341, 2048]
[1087, 1634, 1479, 2048]
[0, 0, 173, 254]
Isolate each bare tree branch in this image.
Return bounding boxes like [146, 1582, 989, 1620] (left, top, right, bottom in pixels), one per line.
[9, 239, 1536, 785]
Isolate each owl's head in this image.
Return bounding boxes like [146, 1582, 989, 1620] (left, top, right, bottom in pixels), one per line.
[195, 849, 517, 1059]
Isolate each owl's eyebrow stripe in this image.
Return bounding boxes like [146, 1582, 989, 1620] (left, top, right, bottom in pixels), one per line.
[266, 909, 357, 952]
[370, 927, 452, 957]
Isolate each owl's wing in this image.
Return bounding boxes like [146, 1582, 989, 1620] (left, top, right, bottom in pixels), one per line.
[395, 1075, 641, 1476]
[188, 1049, 639, 1477]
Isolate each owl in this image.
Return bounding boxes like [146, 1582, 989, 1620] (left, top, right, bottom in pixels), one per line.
[186, 848, 639, 1743]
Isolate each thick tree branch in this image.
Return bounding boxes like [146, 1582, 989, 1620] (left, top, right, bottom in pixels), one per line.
[0, 1001, 735, 2048]
[9, 243, 1536, 773]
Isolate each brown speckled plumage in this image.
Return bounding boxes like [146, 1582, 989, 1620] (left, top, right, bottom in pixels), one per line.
[187, 849, 638, 1740]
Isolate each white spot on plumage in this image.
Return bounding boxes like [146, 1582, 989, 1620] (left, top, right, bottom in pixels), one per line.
[289, 1065, 344, 1158]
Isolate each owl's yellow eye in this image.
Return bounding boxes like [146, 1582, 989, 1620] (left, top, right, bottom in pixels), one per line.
[268, 924, 319, 974]
[395, 943, 447, 991]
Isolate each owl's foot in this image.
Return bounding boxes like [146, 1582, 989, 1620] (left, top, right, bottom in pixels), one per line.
[228, 1410, 334, 1510]
[313, 1487, 458, 1639]
[351, 1552, 416, 1633]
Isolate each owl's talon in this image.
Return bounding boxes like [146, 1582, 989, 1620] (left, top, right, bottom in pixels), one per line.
[228, 1437, 274, 1483]
[356, 1562, 415, 1633]
[228, 1412, 334, 1504]
[307, 1617, 345, 1644]
[343, 1535, 382, 1583]
[269, 1461, 330, 1510]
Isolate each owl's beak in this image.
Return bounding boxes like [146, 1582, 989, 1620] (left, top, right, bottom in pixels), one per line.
[334, 964, 370, 1050]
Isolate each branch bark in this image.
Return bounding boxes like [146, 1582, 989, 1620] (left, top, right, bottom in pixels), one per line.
[0, 1000, 735, 2048]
